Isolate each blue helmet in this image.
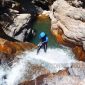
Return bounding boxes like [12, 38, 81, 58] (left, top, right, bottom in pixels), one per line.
[39, 32, 46, 39]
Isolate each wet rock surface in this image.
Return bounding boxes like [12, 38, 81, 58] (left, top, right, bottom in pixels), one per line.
[0, 38, 35, 64]
[19, 61, 85, 85]
[50, 0, 85, 61]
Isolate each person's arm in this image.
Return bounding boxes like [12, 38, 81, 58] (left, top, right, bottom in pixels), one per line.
[42, 37, 48, 44]
[37, 42, 42, 46]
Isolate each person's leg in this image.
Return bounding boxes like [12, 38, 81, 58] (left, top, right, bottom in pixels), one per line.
[37, 45, 42, 54]
[43, 43, 47, 52]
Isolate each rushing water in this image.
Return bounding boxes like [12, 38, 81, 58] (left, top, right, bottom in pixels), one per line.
[0, 16, 76, 85]
[0, 47, 76, 85]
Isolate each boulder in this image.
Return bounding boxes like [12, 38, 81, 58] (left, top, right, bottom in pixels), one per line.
[49, 0, 85, 61]
[3, 14, 35, 42]
[0, 38, 35, 64]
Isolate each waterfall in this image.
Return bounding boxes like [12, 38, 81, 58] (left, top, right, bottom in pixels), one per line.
[0, 47, 76, 85]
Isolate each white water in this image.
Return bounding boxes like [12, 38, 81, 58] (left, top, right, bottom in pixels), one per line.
[0, 47, 76, 85]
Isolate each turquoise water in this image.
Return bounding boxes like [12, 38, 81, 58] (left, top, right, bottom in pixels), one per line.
[32, 18, 59, 48]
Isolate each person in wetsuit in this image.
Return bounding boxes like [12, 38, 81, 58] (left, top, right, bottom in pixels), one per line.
[37, 32, 48, 54]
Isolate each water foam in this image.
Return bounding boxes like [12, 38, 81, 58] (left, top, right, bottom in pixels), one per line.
[0, 47, 76, 85]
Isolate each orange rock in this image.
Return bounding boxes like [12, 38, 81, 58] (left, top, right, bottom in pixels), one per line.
[51, 28, 85, 61]
[37, 14, 49, 21]
[51, 29, 65, 45]
[0, 38, 35, 55]
[0, 45, 12, 54]
[72, 46, 85, 61]
[0, 38, 36, 63]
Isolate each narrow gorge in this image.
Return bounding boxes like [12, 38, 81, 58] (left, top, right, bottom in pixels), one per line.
[0, 0, 85, 85]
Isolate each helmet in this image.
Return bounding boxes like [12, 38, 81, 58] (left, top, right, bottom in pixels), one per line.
[39, 32, 46, 39]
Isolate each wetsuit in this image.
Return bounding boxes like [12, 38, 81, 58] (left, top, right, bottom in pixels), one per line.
[37, 35, 48, 54]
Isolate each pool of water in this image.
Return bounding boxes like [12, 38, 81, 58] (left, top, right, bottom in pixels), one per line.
[32, 16, 59, 48]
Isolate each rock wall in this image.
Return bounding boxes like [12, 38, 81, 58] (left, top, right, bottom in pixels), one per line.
[0, 0, 36, 42]
[19, 61, 85, 85]
[49, 0, 85, 61]
[0, 38, 35, 64]
[3, 14, 35, 42]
